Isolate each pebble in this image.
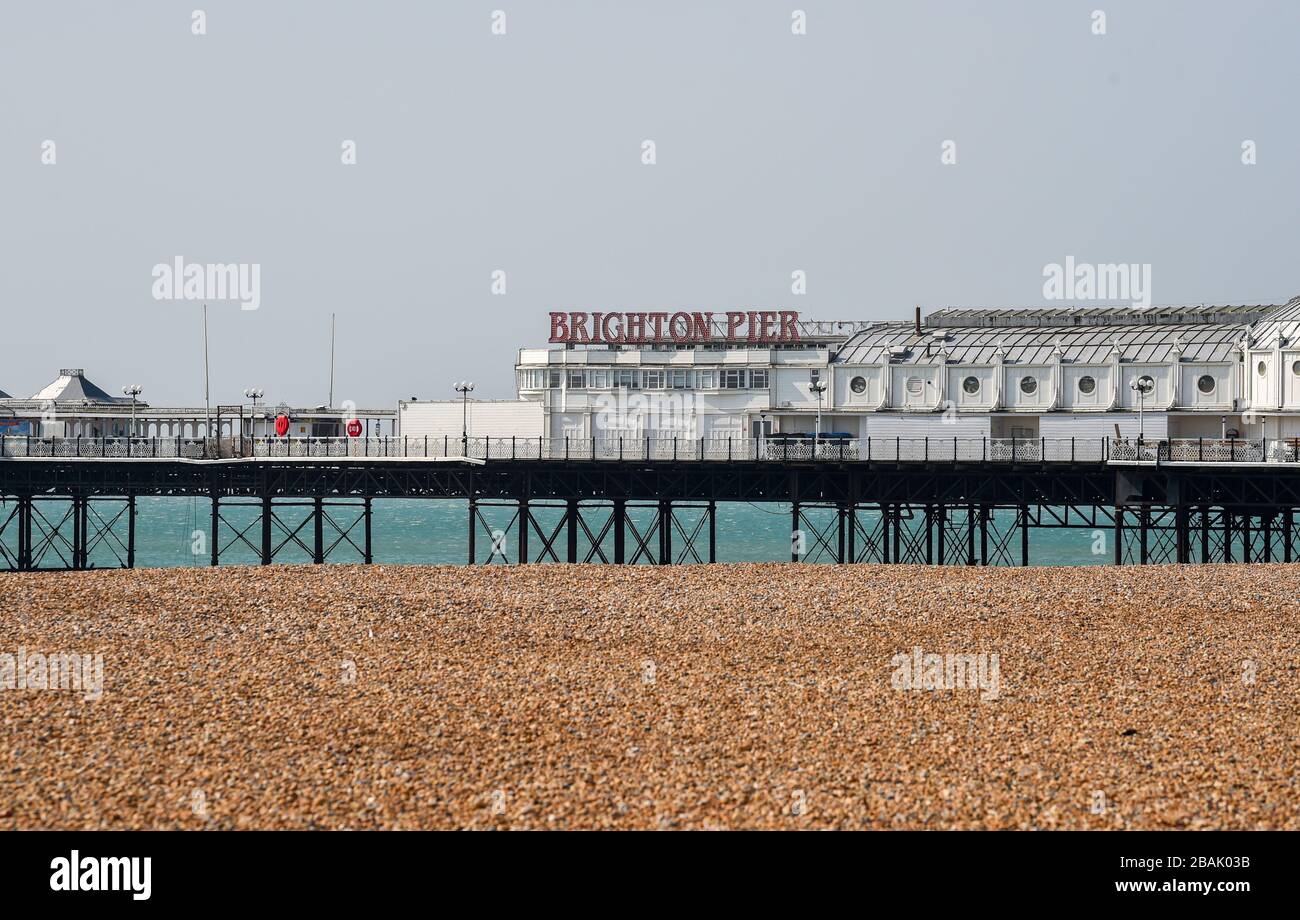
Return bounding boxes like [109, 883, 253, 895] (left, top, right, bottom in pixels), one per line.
[0, 562, 1296, 829]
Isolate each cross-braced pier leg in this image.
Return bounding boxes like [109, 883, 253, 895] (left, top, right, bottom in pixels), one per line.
[1, 495, 134, 571]
[209, 495, 371, 566]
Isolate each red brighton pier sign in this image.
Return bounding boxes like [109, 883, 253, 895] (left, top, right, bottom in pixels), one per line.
[549, 310, 801, 345]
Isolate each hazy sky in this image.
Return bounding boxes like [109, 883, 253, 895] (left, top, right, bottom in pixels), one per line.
[2, 1, 1298, 407]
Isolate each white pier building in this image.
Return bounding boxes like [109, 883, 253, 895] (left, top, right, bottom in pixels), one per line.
[487, 299, 1300, 445]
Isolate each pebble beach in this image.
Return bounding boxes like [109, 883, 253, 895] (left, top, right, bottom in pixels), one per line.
[1, 563, 1296, 830]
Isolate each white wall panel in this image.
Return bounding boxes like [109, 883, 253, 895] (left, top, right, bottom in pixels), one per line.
[399, 400, 543, 439]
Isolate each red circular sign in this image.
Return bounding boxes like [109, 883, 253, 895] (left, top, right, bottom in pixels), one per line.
[346, 418, 362, 438]
[274, 414, 289, 437]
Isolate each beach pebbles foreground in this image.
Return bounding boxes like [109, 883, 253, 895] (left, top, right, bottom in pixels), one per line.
[0, 563, 1296, 830]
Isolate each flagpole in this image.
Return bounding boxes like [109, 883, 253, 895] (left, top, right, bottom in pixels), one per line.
[329, 313, 336, 408]
[203, 303, 211, 447]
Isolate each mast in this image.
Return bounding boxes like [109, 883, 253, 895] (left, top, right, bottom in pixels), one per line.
[203, 303, 211, 439]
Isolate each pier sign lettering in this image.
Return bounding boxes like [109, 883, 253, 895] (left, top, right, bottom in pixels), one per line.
[549, 311, 802, 345]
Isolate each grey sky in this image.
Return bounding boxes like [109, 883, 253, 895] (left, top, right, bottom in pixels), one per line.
[2, 1, 1298, 407]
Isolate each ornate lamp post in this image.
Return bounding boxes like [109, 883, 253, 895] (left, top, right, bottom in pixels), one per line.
[454, 381, 475, 455]
[121, 385, 143, 439]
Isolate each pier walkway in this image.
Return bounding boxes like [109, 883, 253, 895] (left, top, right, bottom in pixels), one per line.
[3, 436, 1300, 570]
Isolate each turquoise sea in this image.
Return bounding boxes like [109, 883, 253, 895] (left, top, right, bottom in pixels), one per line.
[2, 497, 1130, 568]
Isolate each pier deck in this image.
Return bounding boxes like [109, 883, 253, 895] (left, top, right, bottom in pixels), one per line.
[3, 437, 1300, 570]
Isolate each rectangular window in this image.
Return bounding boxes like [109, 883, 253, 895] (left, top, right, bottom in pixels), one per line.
[567, 370, 586, 389]
[643, 370, 665, 389]
[669, 369, 689, 389]
[722, 369, 745, 389]
[615, 369, 636, 389]
[589, 369, 609, 389]
[697, 370, 717, 389]
[749, 369, 769, 389]
[547, 370, 562, 388]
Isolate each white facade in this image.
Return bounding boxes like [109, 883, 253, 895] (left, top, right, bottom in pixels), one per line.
[514, 340, 845, 440]
[398, 399, 543, 440]
[500, 300, 1300, 444]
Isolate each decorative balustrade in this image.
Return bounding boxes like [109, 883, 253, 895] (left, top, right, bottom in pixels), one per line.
[3, 435, 1297, 464]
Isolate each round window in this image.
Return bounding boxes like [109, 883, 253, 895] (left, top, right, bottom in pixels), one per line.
[905, 376, 924, 396]
[850, 375, 867, 394]
[1078, 375, 1096, 395]
[962, 376, 980, 395]
[1257, 360, 1268, 377]
[1019, 376, 1037, 395]
[1197, 374, 1216, 394]
[1293, 360, 1300, 376]
[1135, 374, 1155, 395]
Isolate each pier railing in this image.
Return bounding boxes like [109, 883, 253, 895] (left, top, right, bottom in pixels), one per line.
[0, 436, 209, 459]
[1108, 437, 1300, 463]
[3, 435, 1297, 464]
[245, 435, 1109, 462]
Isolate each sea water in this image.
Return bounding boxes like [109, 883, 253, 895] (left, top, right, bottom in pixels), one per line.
[1, 496, 1121, 568]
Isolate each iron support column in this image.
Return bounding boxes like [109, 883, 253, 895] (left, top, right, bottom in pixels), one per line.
[313, 496, 324, 564]
[613, 499, 626, 564]
[17, 496, 31, 571]
[79, 497, 89, 570]
[566, 499, 579, 564]
[1020, 504, 1029, 567]
[261, 495, 273, 565]
[127, 493, 136, 569]
[210, 494, 219, 566]
[467, 499, 477, 565]
[518, 498, 529, 565]
[659, 500, 671, 565]
[71, 496, 83, 570]
[363, 496, 373, 565]
[708, 500, 717, 564]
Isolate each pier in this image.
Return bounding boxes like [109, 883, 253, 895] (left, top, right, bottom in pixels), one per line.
[2, 435, 1300, 570]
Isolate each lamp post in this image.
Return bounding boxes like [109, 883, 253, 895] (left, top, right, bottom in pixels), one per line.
[244, 388, 264, 441]
[1131, 376, 1153, 444]
[121, 385, 142, 439]
[808, 375, 827, 454]
[454, 381, 475, 456]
